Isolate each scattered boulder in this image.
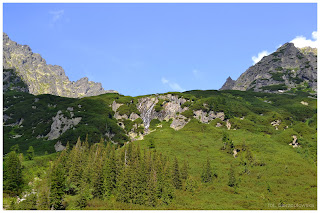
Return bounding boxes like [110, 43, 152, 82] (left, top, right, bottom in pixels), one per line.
[111, 101, 123, 112]
[129, 113, 140, 121]
[271, 120, 281, 130]
[226, 120, 231, 130]
[54, 141, 66, 152]
[193, 110, 225, 124]
[289, 135, 300, 148]
[170, 115, 189, 130]
[300, 101, 309, 106]
[233, 149, 238, 158]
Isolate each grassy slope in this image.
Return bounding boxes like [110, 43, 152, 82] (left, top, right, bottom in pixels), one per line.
[3, 89, 317, 210]
[135, 120, 316, 209]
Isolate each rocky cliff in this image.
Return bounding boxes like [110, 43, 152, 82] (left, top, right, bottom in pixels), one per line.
[220, 76, 235, 90]
[220, 43, 317, 94]
[3, 33, 117, 98]
[111, 94, 226, 141]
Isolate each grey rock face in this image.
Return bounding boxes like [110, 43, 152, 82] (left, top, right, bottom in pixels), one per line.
[3, 68, 29, 93]
[112, 94, 226, 136]
[46, 110, 82, 140]
[54, 141, 66, 152]
[220, 76, 235, 90]
[220, 43, 317, 93]
[170, 115, 189, 130]
[3, 33, 117, 97]
[193, 110, 225, 124]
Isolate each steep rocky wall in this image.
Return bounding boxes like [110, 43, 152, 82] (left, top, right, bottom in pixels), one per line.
[3, 33, 117, 97]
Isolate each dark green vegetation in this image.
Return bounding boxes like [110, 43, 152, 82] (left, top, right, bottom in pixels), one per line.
[3, 89, 317, 210]
[3, 91, 129, 155]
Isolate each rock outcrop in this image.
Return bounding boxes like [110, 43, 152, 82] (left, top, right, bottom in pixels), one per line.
[220, 43, 317, 93]
[111, 94, 227, 140]
[54, 141, 66, 152]
[289, 135, 299, 148]
[46, 110, 82, 140]
[220, 76, 235, 90]
[3, 33, 117, 97]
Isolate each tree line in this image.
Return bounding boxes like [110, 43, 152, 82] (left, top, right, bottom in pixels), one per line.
[4, 133, 241, 210]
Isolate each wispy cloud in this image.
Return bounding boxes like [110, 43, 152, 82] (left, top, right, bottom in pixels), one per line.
[252, 50, 270, 65]
[49, 10, 64, 23]
[161, 77, 184, 92]
[192, 69, 204, 79]
[290, 31, 318, 48]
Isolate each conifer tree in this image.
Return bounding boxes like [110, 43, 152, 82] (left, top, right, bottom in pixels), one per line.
[91, 140, 106, 199]
[146, 168, 157, 206]
[10, 144, 20, 153]
[160, 161, 175, 205]
[181, 160, 189, 180]
[103, 147, 117, 198]
[49, 160, 66, 210]
[66, 137, 83, 194]
[201, 158, 213, 183]
[3, 151, 23, 195]
[26, 146, 34, 160]
[172, 157, 182, 189]
[36, 176, 50, 210]
[50, 149, 68, 209]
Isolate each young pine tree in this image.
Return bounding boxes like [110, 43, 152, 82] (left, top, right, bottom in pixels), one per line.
[172, 157, 182, 189]
[3, 151, 23, 195]
[201, 158, 213, 183]
[26, 146, 34, 160]
[49, 153, 67, 210]
[181, 160, 189, 180]
[228, 166, 237, 187]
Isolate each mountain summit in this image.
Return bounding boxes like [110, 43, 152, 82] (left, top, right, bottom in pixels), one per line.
[220, 43, 317, 93]
[3, 33, 117, 98]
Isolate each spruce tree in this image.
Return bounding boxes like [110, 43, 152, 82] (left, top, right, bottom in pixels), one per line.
[228, 166, 237, 187]
[103, 147, 117, 198]
[181, 160, 189, 180]
[3, 151, 23, 195]
[26, 146, 34, 160]
[36, 176, 50, 210]
[172, 157, 182, 189]
[146, 168, 157, 206]
[49, 154, 66, 210]
[201, 158, 213, 183]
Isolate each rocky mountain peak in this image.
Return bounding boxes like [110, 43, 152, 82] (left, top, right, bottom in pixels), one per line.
[3, 32, 118, 98]
[219, 76, 235, 90]
[220, 42, 317, 94]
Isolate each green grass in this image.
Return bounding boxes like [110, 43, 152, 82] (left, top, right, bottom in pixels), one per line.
[3, 89, 317, 210]
[132, 119, 317, 209]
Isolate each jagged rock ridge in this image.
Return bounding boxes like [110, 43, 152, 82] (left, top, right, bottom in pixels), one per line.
[3, 33, 117, 98]
[220, 43, 317, 93]
[220, 76, 235, 90]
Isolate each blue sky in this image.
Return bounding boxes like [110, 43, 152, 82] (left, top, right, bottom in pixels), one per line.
[3, 3, 317, 96]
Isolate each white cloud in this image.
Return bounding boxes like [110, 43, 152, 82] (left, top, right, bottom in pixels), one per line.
[161, 77, 169, 84]
[312, 31, 317, 40]
[251, 50, 270, 65]
[161, 77, 184, 92]
[193, 69, 199, 76]
[49, 10, 64, 23]
[290, 31, 318, 48]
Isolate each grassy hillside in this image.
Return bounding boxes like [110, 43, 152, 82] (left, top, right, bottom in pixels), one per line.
[3, 89, 317, 210]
